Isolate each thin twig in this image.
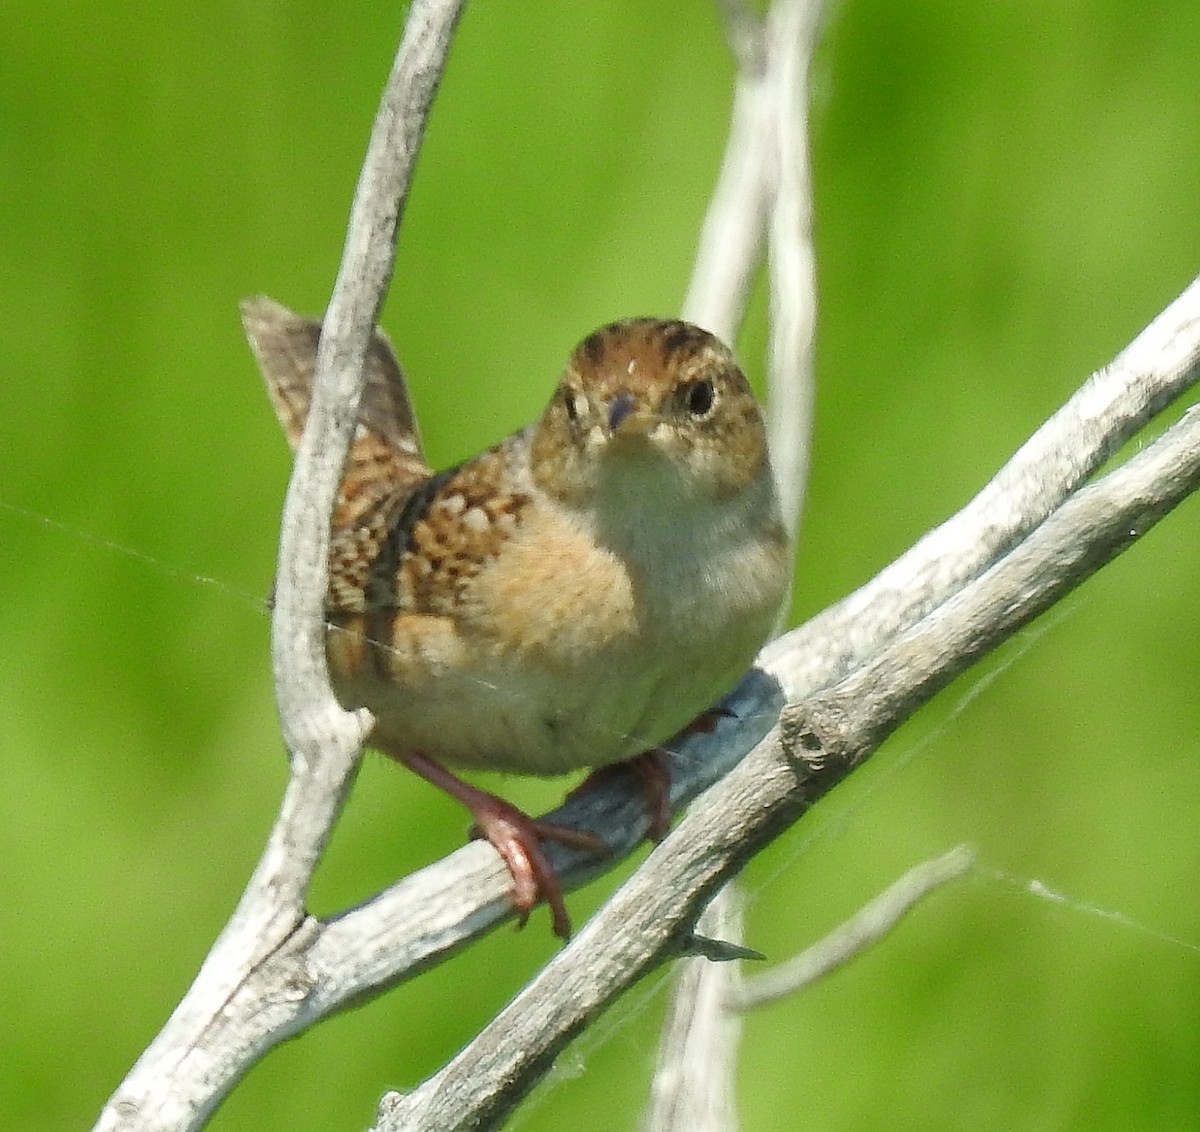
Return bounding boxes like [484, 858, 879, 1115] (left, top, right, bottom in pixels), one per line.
[270, 0, 467, 881]
[681, 7, 770, 343]
[729, 846, 976, 1010]
[764, 0, 822, 537]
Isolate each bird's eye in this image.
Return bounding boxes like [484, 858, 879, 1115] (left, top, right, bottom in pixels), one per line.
[681, 377, 716, 418]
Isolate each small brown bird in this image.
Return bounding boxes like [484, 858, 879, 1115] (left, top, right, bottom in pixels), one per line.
[244, 298, 789, 936]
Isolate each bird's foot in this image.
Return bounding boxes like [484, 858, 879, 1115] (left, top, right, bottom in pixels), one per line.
[400, 751, 605, 939]
[570, 748, 673, 842]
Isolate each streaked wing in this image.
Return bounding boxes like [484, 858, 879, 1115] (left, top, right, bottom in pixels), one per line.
[365, 438, 532, 620]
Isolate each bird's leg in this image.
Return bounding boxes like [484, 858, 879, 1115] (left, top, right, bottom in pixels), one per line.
[624, 749, 673, 841]
[571, 705, 737, 840]
[398, 751, 605, 939]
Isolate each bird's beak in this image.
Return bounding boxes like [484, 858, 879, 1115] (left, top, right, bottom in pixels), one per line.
[606, 390, 652, 436]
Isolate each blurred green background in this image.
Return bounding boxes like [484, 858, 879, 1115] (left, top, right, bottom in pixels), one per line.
[3, 2, 1200, 1129]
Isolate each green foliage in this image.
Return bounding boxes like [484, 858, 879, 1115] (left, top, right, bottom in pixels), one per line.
[3, 1, 1200, 1129]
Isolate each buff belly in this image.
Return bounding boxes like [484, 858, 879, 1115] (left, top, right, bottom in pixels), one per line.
[327, 593, 772, 776]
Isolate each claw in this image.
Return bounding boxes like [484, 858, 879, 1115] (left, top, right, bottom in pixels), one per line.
[470, 803, 574, 936]
[679, 705, 735, 736]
